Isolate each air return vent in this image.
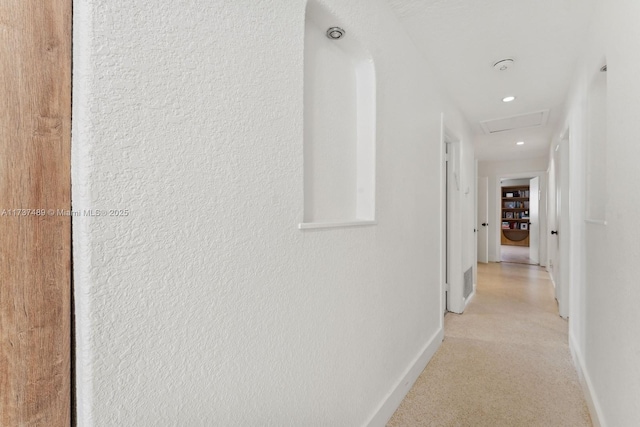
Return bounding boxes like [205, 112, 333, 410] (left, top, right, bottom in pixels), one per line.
[464, 267, 473, 299]
[479, 110, 549, 134]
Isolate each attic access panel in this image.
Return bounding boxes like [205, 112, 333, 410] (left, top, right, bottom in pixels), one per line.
[479, 110, 549, 134]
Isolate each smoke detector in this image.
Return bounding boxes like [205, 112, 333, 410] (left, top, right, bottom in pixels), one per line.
[493, 59, 514, 71]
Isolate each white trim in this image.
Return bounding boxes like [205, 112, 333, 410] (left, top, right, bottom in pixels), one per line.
[569, 332, 605, 427]
[298, 220, 377, 230]
[440, 113, 447, 325]
[442, 121, 464, 314]
[464, 288, 476, 308]
[365, 327, 444, 427]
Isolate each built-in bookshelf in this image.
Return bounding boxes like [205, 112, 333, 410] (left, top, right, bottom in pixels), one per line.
[501, 185, 530, 247]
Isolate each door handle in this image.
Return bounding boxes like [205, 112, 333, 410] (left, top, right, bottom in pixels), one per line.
[551, 230, 558, 235]
[481, 223, 488, 227]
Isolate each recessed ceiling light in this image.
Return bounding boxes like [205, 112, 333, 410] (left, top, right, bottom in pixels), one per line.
[516, 141, 525, 145]
[502, 96, 516, 103]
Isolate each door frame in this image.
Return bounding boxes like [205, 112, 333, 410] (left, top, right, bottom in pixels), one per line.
[477, 175, 489, 264]
[440, 117, 447, 319]
[528, 176, 541, 264]
[557, 129, 574, 319]
[1, 0, 72, 425]
[440, 116, 466, 314]
[441, 134, 447, 317]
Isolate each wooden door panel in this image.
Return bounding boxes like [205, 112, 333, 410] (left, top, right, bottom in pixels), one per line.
[1, 1, 71, 425]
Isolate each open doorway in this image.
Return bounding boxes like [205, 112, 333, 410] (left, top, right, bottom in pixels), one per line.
[499, 177, 539, 265]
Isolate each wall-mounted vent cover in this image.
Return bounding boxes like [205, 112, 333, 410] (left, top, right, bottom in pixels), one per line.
[479, 110, 549, 134]
[464, 267, 473, 299]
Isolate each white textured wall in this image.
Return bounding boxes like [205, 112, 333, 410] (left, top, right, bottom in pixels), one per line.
[72, 0, 474, 425]
[558, 0, 640, 424]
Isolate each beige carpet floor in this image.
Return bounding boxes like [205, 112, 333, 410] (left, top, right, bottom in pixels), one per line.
[388, 262, 591, 427]
[500, 245, 535, 265]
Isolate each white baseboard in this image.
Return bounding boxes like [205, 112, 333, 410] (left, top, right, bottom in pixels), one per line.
[569, 332, 605, 427]
[464, 288, 476, 309]
[365, 327, 444, 427]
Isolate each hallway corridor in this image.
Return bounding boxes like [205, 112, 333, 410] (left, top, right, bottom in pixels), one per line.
[388, 263, 591, 426]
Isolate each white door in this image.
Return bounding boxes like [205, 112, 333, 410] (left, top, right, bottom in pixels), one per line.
[553, 145, 562, 301]
[529, 176, 540, 264]
[477, 176, 489, 263]
[558, 138, 571, 318]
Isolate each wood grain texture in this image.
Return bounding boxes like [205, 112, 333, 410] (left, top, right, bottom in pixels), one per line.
[0, 1, 71, 426]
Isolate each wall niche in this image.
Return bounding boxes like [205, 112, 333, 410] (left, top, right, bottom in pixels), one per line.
[586, 66, 608, 222]
[300, 0, 376, 229]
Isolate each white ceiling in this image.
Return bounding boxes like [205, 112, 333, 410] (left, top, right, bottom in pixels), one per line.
[387, 0, 596, 161]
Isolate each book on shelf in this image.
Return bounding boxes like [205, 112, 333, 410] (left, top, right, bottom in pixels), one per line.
[502, 221, 510, 229]
[505, 192, 513, 198]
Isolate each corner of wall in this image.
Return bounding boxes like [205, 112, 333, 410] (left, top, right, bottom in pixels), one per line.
[71, 1, 95, 424]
